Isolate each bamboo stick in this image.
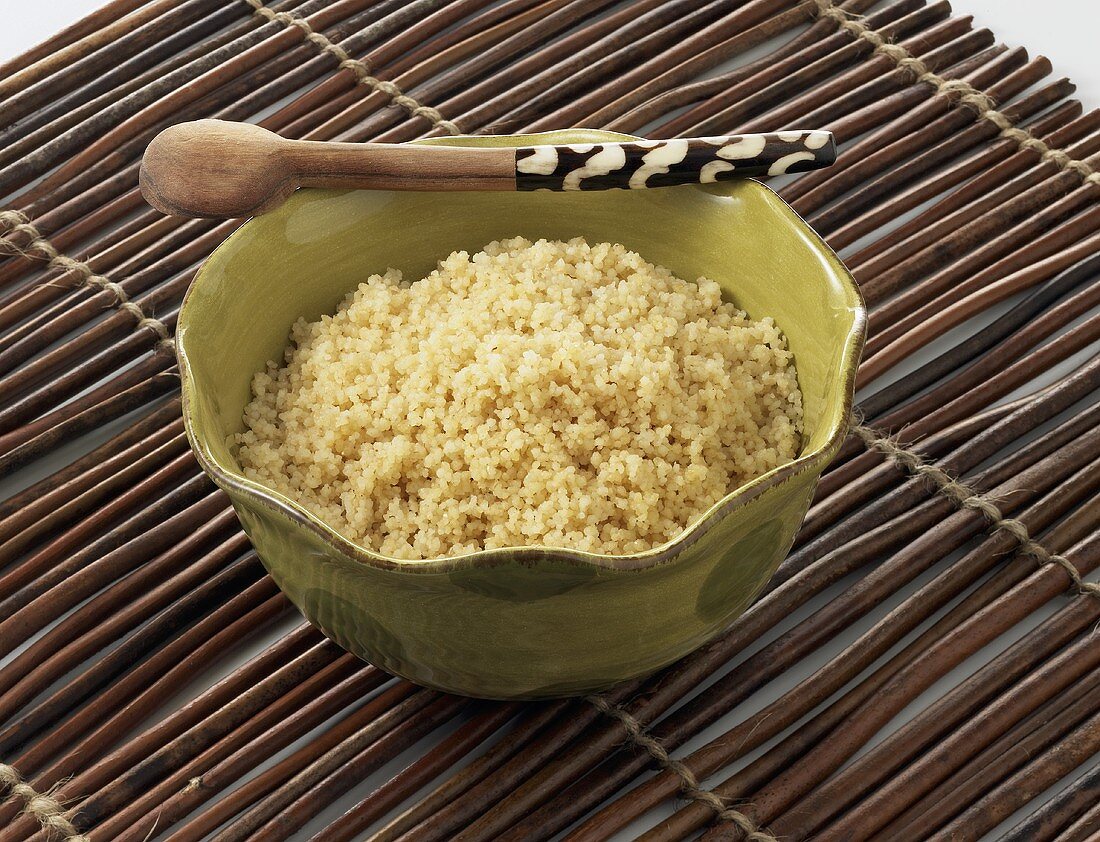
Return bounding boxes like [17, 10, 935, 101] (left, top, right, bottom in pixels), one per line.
[160, 681, 447, 842]
[698, 532, 1100, 842]
[2, 0, 228, 126]
[0, 213, 176, 333]
[521, 0, 843, 132]
[0, 396, 178, 521]
[861, 129, 1100, 330]
[882, 676, 1100, 838]
[810, 633, 1100, 840]
[0, 592, 291, 833]
[0, 349, 178, 453]
[0, 4, 1097, 842]
[0, 516, 243, 707]
[0, 0, 150, 79]
[0, 371, 180, 476]
[0, 426, 185, 556]
[0, 0, 308, 164]
[652, 534, 1100, 842]
[219, 696, 470, 842]
[814, 278, 1100, 514]
[0, 0, 354, 198]
[792, 54, 1031, 203]
[860, 228, 1100, 383]
[0, 633, 341, 842]
[316, 703, 523, 842]
[1061, 797, 1100, 842]
[859, 251, 1100, 419]
[808, 79, 1082, 236]
[739, 36, 1005, 142]
[0, 484, 224, 650]
[0, 559, 269, 756]
[371, 683, 641, 842]
[504, 478, 1100, 841]
[363, 701, 571, 842]
[0, 0, 189, 99]
[370, 0, 691, 142]
[103, 662, 400, 841]
[0, 449, 199, 592]
[646, 0, 954, 139]
[822, 102, 1091, 250]
[929, 713, 1100, 842]
[859, 176, 1098, 315]
[108, 684, 436, 840]
[609, 1, 837, 132]
[607, 1, 845, 133]
[789, 53, 1052, 213]
[294, 0, 581, 140]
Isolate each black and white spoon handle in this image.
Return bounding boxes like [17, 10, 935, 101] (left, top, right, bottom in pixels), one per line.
[514, 131, 836, 191]
[140, 121, 837, 218]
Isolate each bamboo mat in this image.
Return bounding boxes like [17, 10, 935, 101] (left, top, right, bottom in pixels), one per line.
[1, 0, 1099, 839]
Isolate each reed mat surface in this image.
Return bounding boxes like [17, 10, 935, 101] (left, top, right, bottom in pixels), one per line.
[1, 0, 1099, 839]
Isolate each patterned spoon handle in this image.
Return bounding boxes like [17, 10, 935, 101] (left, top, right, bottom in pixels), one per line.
[139, 121, 837, 218]
[514, 131, 836, 191]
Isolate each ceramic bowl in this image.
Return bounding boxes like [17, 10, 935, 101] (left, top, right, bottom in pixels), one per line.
[177, 129, 865, 699]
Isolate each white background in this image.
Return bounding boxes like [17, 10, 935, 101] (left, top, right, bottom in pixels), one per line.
[2, 1, 1098, 840]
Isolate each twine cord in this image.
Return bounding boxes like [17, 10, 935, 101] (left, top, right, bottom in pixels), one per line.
[241, 0, 462, 134]
[0, 763, 89, 841]
[584, 695, 779, 842]
[812, 0, 1100, 186]
[851, 423, 1100, 599]
[0, 210, 173, 348]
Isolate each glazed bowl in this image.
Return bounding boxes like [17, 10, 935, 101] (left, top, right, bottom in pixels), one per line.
[177, 130, 865, 699]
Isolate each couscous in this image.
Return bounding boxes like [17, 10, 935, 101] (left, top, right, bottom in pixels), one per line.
[236, 237, 802, 559]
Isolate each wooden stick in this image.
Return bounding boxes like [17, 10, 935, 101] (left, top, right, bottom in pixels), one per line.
[0, 371, 180, 476]
[647, 0, 951, 139]
[0, 0, 302, 163]
[159, 682, 445, 842]
[0, 592, 291, 833]
[659, 542, 1100, 842]
[0, 633, 343, 842]
[929, 711, 1100, 842]
[315, 703, 523, 842]
[504, 478, 1100, 841]
[2, 0, 229, 127]
[0, 553, 264, 751]
[811, 634, 1100, 840]
[363, 701, 570, 842]
[102, 662, 398, 841]
[0, 0, 187, 99]
[808, 78, 1080, 236]
[0, 0, 150, 78]
[881, 674, 1100, 838]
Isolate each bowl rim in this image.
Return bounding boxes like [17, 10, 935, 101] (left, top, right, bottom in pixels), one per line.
[178, 130, 867, 574]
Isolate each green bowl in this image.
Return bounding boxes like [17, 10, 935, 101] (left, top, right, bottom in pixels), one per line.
[178, 130, 865, 699]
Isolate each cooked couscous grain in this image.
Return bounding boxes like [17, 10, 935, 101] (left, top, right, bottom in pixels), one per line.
[236, 237, 802, 559]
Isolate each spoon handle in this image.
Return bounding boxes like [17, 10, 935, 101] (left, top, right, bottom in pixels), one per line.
[513, 132, 836, 191]
[139, 120, 836, 218]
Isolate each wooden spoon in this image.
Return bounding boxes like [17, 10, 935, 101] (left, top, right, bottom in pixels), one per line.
[139, 119, 836, 218]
